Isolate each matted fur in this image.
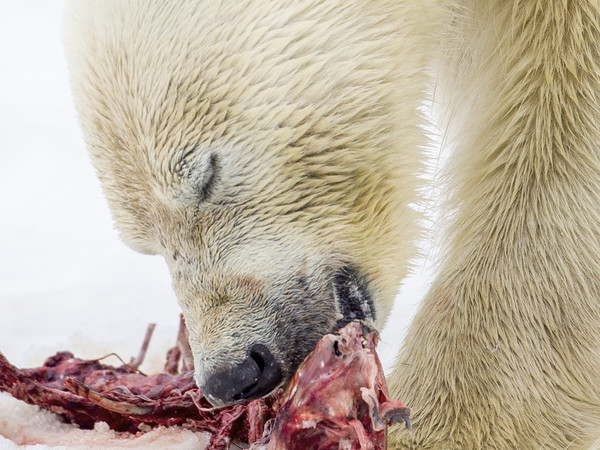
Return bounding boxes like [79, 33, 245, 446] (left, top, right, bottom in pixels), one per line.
[64, 0, 600, 448]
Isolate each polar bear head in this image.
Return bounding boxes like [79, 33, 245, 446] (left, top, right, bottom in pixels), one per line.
[65, 0, 424, 406]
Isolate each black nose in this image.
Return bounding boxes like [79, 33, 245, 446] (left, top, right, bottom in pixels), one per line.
[202, 344, 282, 406]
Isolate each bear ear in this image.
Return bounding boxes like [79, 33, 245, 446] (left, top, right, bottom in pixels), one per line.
[173, 151, 221, 207]
[190, 153, 219, 203]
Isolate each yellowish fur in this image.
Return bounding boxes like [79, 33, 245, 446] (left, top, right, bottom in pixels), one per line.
[64, 0, 434, 394]
[64, 0, 600, 447]
[391, 1, 600, 448]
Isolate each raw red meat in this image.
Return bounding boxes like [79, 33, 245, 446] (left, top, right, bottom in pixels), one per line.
[0, 318, 409, 449]
[252, 321, 411, 449]
[0, 317, 277, 449]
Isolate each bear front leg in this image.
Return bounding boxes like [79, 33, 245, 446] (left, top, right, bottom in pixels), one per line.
[389, 2, 600, 448]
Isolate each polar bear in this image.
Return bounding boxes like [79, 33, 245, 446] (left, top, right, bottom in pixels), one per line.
[64, 1, 600, 448]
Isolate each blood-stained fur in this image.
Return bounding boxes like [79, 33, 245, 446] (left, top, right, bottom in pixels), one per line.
[65, 1, 600, 447]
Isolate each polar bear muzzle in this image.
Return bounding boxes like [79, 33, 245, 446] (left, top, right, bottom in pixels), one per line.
[190, 264, 376, 407]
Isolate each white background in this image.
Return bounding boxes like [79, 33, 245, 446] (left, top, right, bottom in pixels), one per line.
[0, 1, 438, 447]
[1, 1, 186, 371]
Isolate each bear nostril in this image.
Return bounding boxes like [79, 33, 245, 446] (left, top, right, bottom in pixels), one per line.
[238, 344, 281, 399]
[249, 346, 266, 372]
[202, 343, 282, 407]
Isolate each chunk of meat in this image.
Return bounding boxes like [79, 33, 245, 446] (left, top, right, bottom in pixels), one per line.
[0, 319, 409, 449]
[252, 321, 411, 449]
[0, 317, 276, 449]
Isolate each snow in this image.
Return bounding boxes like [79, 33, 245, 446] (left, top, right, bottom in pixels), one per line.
[0, 1, 438, 448]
